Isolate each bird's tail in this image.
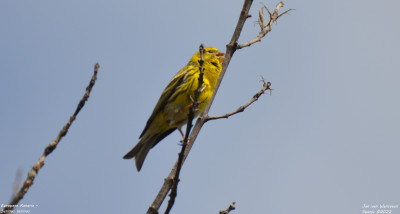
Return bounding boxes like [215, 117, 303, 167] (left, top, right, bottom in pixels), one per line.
[123, 136, 154, 171]
[123, 128, 176, 171]
[124, 128, 176, 171]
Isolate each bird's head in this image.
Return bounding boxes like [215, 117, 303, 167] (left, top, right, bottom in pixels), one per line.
[190, 47, 226, 68]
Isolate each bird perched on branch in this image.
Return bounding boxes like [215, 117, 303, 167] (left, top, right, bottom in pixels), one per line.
[123, 47, 225, 171]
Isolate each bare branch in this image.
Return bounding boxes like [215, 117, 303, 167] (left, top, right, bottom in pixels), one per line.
[238, 2, 293, 49]
[219, 202, 236, 214]
[1, 63, 100, 213]
[205, 78, 271, 122]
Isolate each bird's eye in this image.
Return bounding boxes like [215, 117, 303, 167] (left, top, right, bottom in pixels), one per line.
[208, 50, 214, 53]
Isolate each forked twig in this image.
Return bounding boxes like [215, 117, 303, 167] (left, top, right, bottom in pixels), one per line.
[206, 78, 271, 122]
[219, 202, 236, 214]
[238, 2, 293, 49]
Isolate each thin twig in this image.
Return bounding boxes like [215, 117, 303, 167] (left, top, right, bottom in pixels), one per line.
[219, 202, 236, 214]
[206, 79, 271, 122]
[1, 63, 100, 213]
[238, 2, 293, 49]
[164, 45, 206, 214]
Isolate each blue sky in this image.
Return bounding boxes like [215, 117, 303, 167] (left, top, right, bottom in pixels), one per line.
[1, 0, 400, 213]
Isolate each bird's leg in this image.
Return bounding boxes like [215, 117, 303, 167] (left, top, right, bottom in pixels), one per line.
[178, 127, 190, 146]
[184, 95, 204, 111]
[184, 95, 196, 110]
[178, 128, 184, 138]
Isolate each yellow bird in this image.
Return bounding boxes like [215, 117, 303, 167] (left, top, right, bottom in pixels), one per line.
[123, 47, 225, 171]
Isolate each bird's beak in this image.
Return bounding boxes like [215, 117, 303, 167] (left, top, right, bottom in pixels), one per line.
[216, 52, 226, 63]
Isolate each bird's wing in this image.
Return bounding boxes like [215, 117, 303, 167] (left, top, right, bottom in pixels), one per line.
[139, 65, 196, 138]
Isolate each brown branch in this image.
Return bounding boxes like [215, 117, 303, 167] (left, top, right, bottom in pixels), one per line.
[238, 2, 293, 49]
[206, 78, 271, 122]
[219, 202, 236, 214]
[1, 63, 100, 213]
[163, 45, 206, 214]
[147, 1, 290, 213]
